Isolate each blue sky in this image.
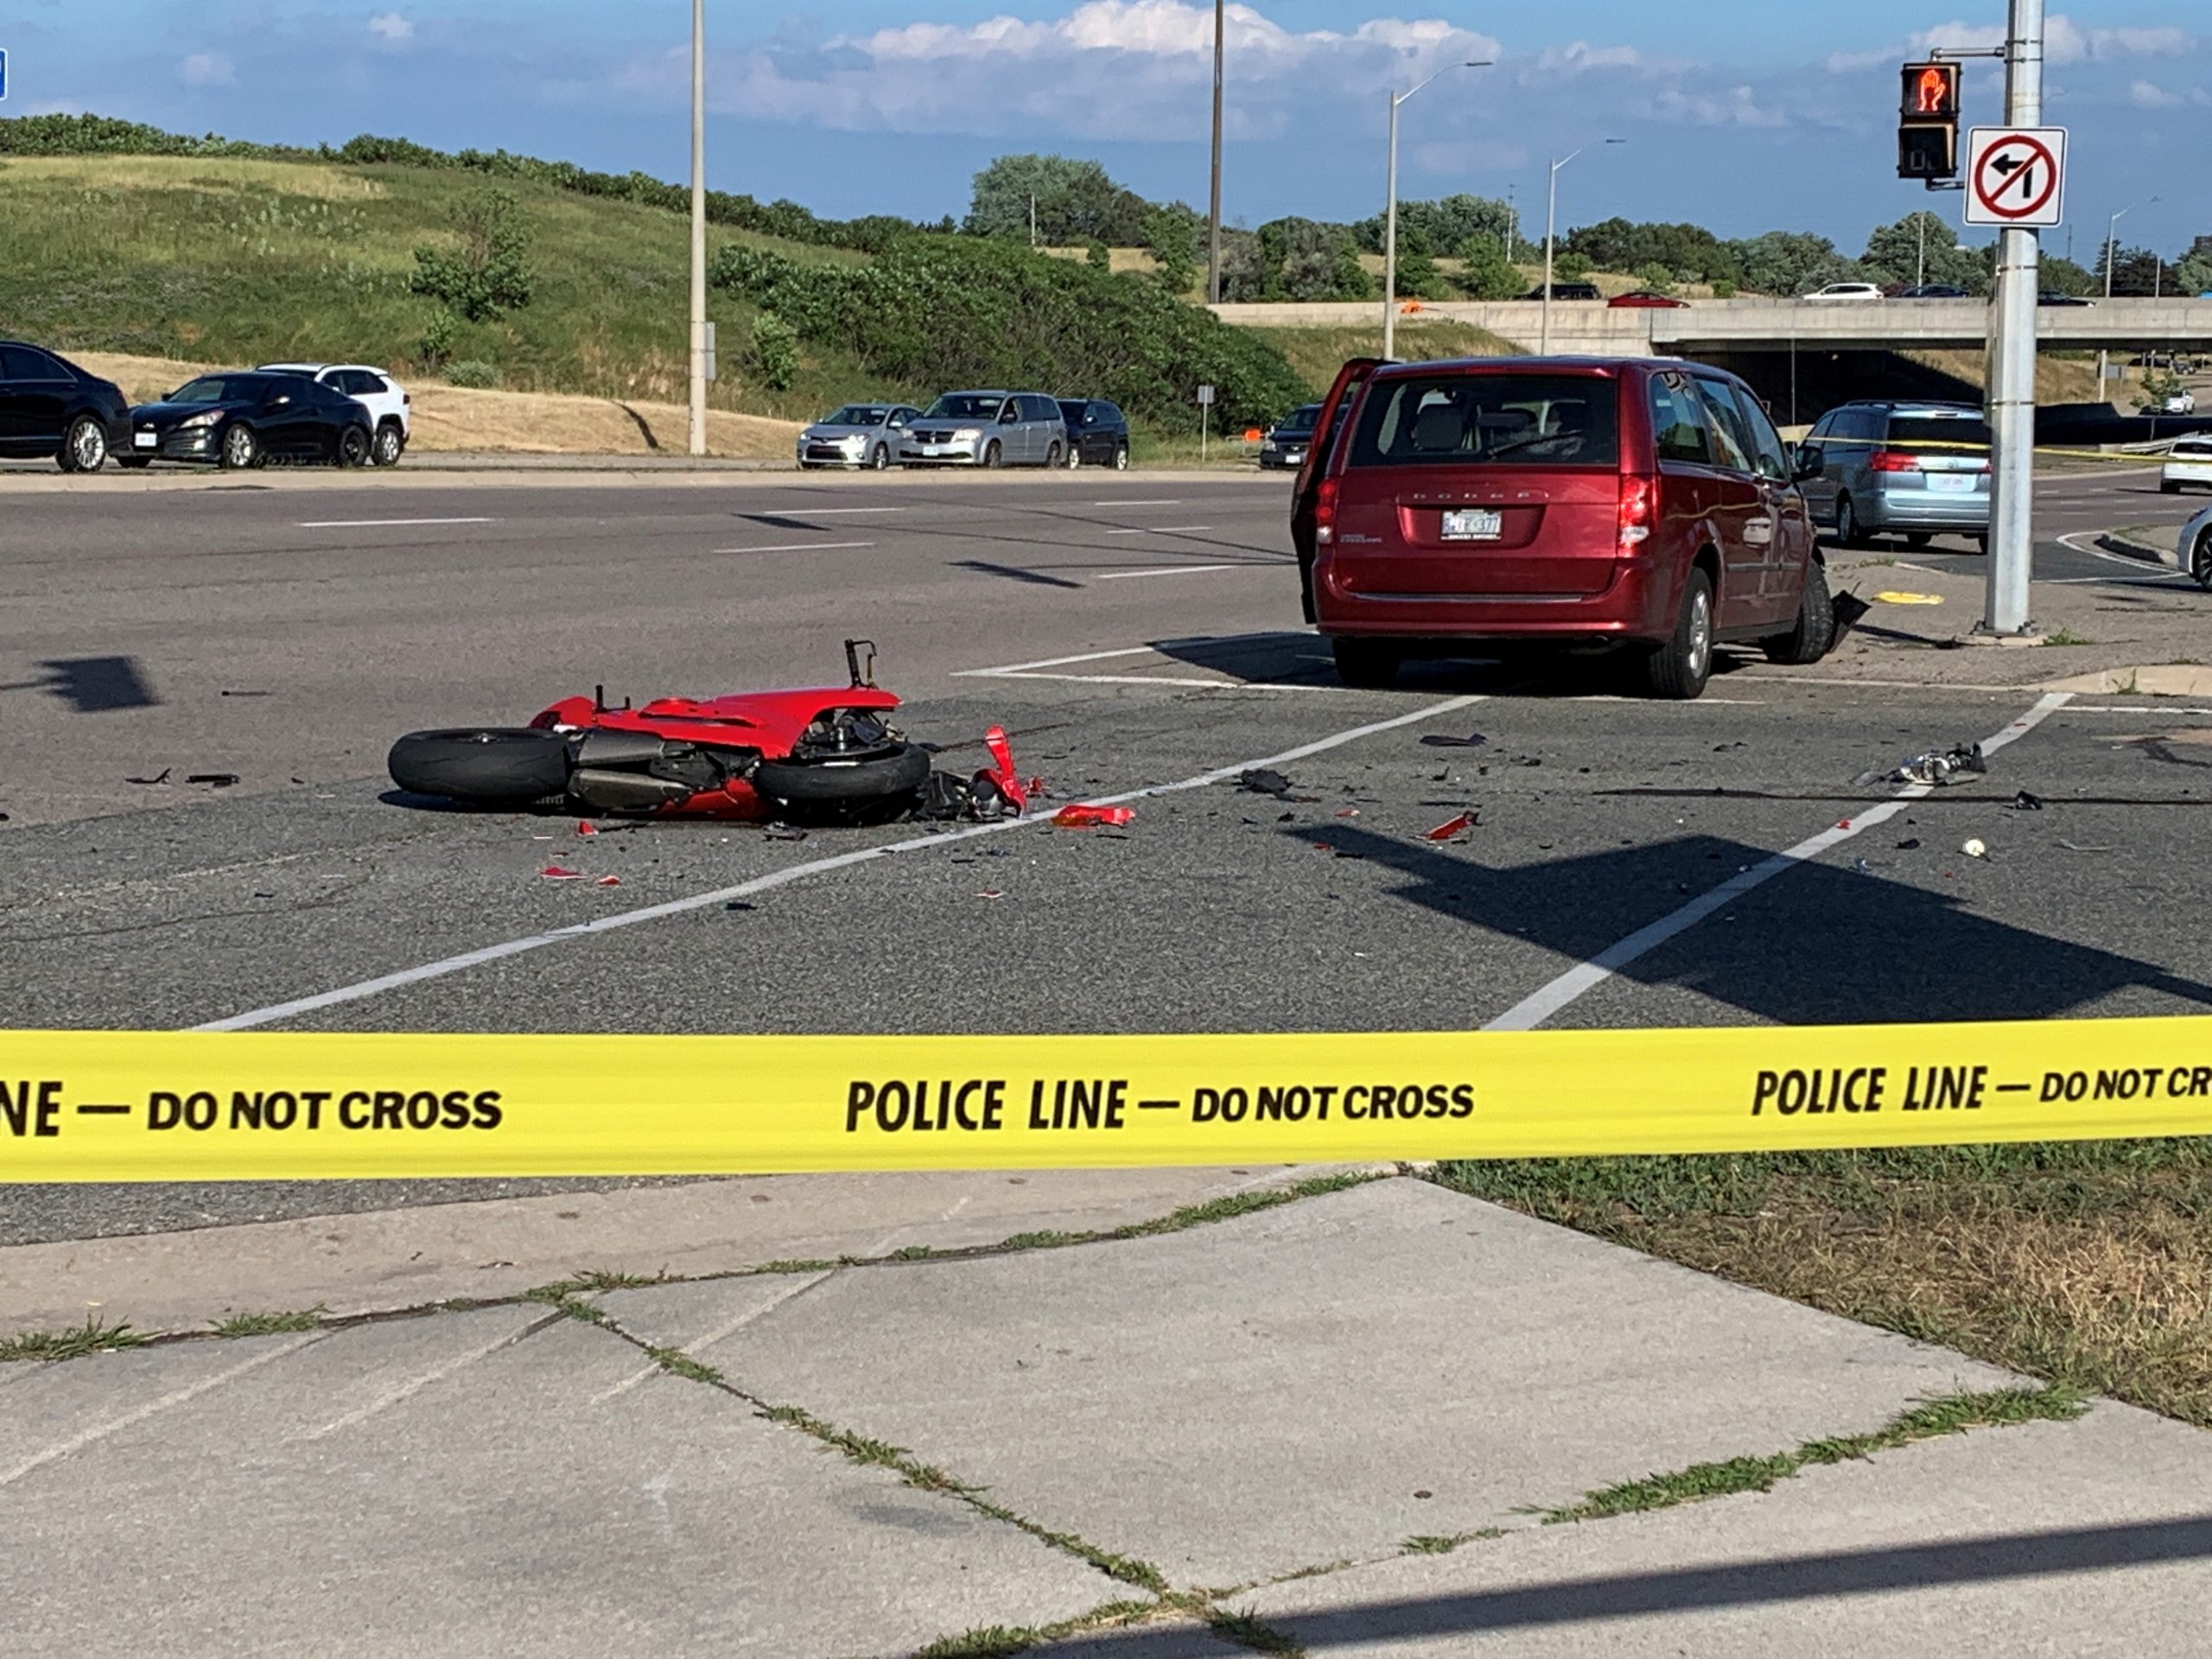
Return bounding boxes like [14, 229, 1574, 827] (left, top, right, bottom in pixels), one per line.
[9, 2, 2208, 256]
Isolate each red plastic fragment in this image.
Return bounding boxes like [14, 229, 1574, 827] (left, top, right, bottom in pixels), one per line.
[539, 866, 585, 880]
[1425, 813, 1476, 841]
[576, 821, 599, 836]
[595, 874, 620, 887]
[1052, 804, 1135, 829]
[978, 725, 1028, 815]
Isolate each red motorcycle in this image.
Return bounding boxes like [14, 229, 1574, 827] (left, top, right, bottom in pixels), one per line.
[387, 641, 987, 820]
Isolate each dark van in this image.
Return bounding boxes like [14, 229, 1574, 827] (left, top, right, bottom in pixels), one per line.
[1291, 356, 1832, 699]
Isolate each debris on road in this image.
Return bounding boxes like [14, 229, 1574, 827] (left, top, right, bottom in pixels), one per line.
[1961, 838, 1989, 859]
[1052, 804, 1135, 829]
[1829, 591, 1873, 644]
[2010, 790, 2046, 811]
[763, 823, 809, 842]
[2058, 838, 2118, 853]
[219, 689, 270, 698]
[1857, 745, 1987, 788]
[1873, 591, 1945, 606]
[539, 866, 587, 880]
[126, 769, 172, 786]
[1419, 733, 1488, 749]
[1239, 768, 1294, 798]
[575, 821, 599, 836]
[186, 773, 240, 787]
[1424, 812, 1478, 842]
[1897, 837, 1923, 850]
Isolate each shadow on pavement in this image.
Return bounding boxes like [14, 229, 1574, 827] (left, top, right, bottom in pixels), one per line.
[1245, 1516, 2212, 1647]
[0, 656, 161, 714]
[1304, 823, 2212, 1025]
[1147, 631, 1774, 696]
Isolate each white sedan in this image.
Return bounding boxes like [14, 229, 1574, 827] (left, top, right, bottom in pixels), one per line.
[2163, 436, 2212, 494]
[2174, 501, 2212, 588]
[1801, 283, 1885, 303]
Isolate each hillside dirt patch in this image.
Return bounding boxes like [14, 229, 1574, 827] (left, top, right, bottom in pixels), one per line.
[72, 353, 802, 460]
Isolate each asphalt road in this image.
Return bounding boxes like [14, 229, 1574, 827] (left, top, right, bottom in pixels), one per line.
[4, 464, 2209, 1243]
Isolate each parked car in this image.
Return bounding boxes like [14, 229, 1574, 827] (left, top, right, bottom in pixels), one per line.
[2156, 388, 2197, 416]
[1896, 283, 1969, 299]
[2173, 500, 2212, 587]
[125, 372, 375, 469]
[796, 403, 921, 470]
[1292, 355, 1827, 700]
[1055, 398, 1130, 469]
[1523, 282, 1601, 302]
[2038, 291, 2095, 307]
[898, 391, 1066, 468]
[1802, 282, 1885, 303]
[1793, 401, 1991, 550]
[2162, 435, 2212, 493]
[1607, 289, 1689, 308]
[257, 362, 411, 465]
[1259, 404, 1325, 471]
[0, 340, 130, 473]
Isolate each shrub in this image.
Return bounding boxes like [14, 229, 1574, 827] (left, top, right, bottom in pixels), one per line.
[750, 314, 798, 391]
[712, 235, 1309, 429]
[1453, 238, 1524, 301]
[417, 309, 459, 367]
[410, 188, 534, 322]
[1711, 279, 1738, 299]
[442, 359, 499, 388]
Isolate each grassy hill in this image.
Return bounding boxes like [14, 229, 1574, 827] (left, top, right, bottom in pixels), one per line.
[0, 153, 889, 425]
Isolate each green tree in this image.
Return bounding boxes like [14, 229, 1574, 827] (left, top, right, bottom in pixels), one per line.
[750, 314, 798, 391]
[1726, 231, 1858, 296]
[1633, 262, 1677, 296]
[1326, 238, 1378, 302]
[408, 188, 534, 322]
[1146, 207, 1199, 296]
[2037, 255, 2096, 297]
[1086, 238, 1112, 271]
[965, 154, 1155, 245]
[1452, 237, 1524, 300]
[1553, 250, 1593, 281]
[2176, 251, 2212, 297]
[1862, 211, 1986, 294]
[1390, 226, 1450, 302]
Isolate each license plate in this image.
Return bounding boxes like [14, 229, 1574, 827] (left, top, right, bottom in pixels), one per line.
[1927, 472, 1974, 493]
[133, 432, 156, 448]
[1441, 508, 1503, 541]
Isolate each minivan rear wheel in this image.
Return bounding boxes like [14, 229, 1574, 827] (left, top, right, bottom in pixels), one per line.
[1332, 638, 1402, 690]
[1832, 495, 1862, 550]
[1642, 569, 1713, 700]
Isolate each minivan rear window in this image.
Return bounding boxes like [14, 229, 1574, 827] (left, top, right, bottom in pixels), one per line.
[1888, 416, 1992, 452]
[1346, 374, 1618, 467]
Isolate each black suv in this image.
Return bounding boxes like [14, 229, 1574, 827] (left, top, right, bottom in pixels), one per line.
[0, 342, 131, 473]
[1523, 281, 1601, 301]
[1056, 398, 1129, 469]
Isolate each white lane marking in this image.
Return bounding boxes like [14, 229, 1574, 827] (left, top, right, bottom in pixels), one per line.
[2056, 530, 2189, 578]
[1093, 499, 1182, 506]
[1483, 691, 2075, 1033]
[197, 692, 1486, 1030]
[300, 1311, 559, 1440]
[712, 540, 875, 555]
[591, 1272, 830, 1405]
[957, 645, 1160, 676]
[296, 516, 496, 529]
[1096, 564, 1240, 581]
[1100, 524, 1215, 536]
[764, 506, 902, 516]
[1, 1334, 324, 1490]
[976, 671, 1327, 691]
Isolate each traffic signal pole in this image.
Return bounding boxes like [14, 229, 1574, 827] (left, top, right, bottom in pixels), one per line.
[1983, 0, 2043, 637]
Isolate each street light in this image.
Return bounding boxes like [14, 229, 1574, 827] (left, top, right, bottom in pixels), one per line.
[687, 0, 707, 457]
[2097, 194, 2158, 388]
[1382, 59, 1491, 359]
[1541, 138, 1623, 355]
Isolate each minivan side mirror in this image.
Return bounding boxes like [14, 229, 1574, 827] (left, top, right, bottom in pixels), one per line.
[1792, 443, 1824, 479]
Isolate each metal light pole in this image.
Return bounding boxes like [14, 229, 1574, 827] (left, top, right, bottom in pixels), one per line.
[2096, 194, 2156, 387]
[1916, 213, 1928, 289]
[1206, 0, 1224, 304]
[1381, 59, 1490, 359]
[687, 0, 707, 457]
[1540, 138, 1622, 355]
[1982, 0, 2044, 637]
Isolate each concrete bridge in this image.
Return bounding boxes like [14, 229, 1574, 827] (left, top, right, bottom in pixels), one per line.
[1211, 296, 2212, 359]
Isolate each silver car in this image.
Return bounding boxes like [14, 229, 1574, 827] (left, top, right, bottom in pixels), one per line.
[797, 403, 920, 470]
[899, 391, 1067, 469]
[1793, 400, 1990, 550]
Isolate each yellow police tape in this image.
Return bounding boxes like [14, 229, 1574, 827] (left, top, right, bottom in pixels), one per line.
[5, 1019, 2212, 1182]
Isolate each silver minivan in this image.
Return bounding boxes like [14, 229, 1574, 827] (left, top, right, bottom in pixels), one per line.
[1793, 400, 1990, 550]
[899, 391, 1067, 469]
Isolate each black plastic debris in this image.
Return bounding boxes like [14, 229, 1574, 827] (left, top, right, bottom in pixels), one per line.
[1856, 744, 1986, 788]
[763, 823, 809, 842]
[1238, 768, 1294, 798]
[2010, 790, 2045, 811]
[186, 772, 239, 787]
[127, 768, 172, 785]
[1896, 837, 1923, 850]
[1419, 733, 1488, 749]
[1829, 591, 1873, 645]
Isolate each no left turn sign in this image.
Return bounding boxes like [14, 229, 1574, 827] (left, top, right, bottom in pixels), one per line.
[1964, 126, 2067, 228]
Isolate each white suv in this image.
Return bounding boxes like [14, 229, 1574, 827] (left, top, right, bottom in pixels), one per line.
[257, 363, 410, 465]
[1802, 283, 1885, 303]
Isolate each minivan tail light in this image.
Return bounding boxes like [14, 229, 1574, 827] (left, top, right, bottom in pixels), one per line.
[1869, 449, 1922, 473]
[1617, 473, 1655, 553]
[1313, 476, 1340, 544]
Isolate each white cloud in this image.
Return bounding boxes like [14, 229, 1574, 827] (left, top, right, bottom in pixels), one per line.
[2129, 78, 2182, 109]
[1910, 15, 2194, 64]
[368, 12, 415, 47]
[178, 53, 235, 88]
[1653, 83, 1787, 128]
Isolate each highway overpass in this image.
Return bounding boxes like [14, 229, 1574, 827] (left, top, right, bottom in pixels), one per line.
[1211, 296, 2212, 358]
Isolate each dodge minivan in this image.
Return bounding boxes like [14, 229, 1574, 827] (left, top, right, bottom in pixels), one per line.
[1292, 356, 1832, 699]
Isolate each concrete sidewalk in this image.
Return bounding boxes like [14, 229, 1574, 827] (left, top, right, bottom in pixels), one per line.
[5, 1177, 2207, 1656]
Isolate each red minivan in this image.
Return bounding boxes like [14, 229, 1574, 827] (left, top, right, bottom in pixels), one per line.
[1291, 357, 1832, 699]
